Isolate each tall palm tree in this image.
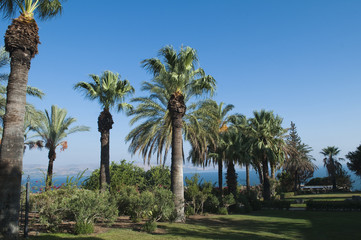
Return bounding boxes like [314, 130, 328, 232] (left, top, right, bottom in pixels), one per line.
[31, 105, 89, 188]
[321, 146, 344, 191]
[128, 46, 215, 222]
[74, 71, 134, 192]
[188, 100, 234, 194]
[0, 0, 63, 231]
[247, 110, 287, 200]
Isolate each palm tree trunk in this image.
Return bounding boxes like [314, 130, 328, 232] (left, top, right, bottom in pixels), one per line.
[256, 162, 263, 184]
[262, 157, 271, 201]
[0, 47, 32, 238]
[218, 158, 223, 195]
[270, 163, 275, 179]
[98, 109, 113, 192]
[226, 161, 237, 196]
[46, 148, 56, 190]
[168, 92, 186, 223]
[246, 163, 250, 192]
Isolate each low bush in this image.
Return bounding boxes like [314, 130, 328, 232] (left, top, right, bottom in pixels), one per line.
[116, 185, 175, 222]
[31, 188, 118, 233]
[204, 194, 220, 214]
[218, 207, 228, 215]
[142, 220, 157, 233]
[74, 222, 94, 235]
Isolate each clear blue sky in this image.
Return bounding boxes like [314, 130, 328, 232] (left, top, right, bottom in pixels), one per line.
[1, 0, 361, 172]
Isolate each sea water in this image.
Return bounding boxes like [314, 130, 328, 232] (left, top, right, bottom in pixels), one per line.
[22, 168, 361, 192]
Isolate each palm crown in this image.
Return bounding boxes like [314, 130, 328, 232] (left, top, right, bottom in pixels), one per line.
[141, 45, 216, 101]
[32, 105, 89, 150]
[0, 0, 63, 20]
[74, 71, 134, 112]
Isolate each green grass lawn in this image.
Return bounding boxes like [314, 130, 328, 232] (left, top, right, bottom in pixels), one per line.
[29, 210, 361, 240]
[287, 192, 361, 201]
[286, 192, 361, 208]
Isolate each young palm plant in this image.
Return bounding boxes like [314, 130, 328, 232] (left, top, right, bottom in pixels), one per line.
[74, 71, 134, 192]
[127, 46, 215, 222]
[31, 105, 89, 189]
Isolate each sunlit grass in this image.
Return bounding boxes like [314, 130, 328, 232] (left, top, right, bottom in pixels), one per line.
[30, 210, 361, 240]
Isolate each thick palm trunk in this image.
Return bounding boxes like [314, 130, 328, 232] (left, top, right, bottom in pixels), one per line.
[168, 92, 186, 223]
[270, 163, 275, 179]
[218, 159, 223, 194]
[246, 163, 250, 192]
[98, 109, 113, 192]
[0, 16, 39, 238]
[46, 148, 56, 190]
[226, 160, 237, 196]
[262, 157, 271, 201]
[256, 162, 263, 185]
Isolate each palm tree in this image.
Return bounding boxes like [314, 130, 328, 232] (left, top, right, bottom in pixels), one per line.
[31, 105, 89, 189]
[321, 146, 344, 191]
[188, 100, 234, 194]
[128, 46, 215, 222]
[74, 71, 134, 191]
[247, 110, 287, 200]
[0, 0, 63, 229]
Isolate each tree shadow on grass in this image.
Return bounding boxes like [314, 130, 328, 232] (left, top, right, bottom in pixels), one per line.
[250, 210, 361, 240]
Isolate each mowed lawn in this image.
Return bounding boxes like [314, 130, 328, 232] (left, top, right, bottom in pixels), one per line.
[30, 210, 361, 240]
[287, 192, 361, 201]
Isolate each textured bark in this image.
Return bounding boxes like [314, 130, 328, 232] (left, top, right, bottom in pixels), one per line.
[246, 163, 250, 192]
[46, 148, 56, 189]
[168, 92, 186, 223]
[262, 157, 271, 201]
[5, 16, 40, 58]
[226, 161, 237, 196]
[98, 109, 113, 192]
[256, 162, 263, 184]
[0, 16, 38, 238]
[270, 163, 275, 179]
[218, 159, 223, 195]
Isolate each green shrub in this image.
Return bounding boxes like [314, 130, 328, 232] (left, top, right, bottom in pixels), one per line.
[152, 187, 174, 221]
[143, 220, 157, 233]
[145, 166, 171, 189]
[74, 222, 94, 235]
[128, 190, 155, 222]
[185, 205, 195, 217]
[184, 174, 213, 214]
[237, 194, 252, 213]
[68, 189, 118, 232]
[83, 160, 146, 192]
[31, 188, 76, 232]
[31, 188, 118, 233]
[218, 207, 228, 215]
[204, 194, 220, 213]
[116, 185, 139, 215]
